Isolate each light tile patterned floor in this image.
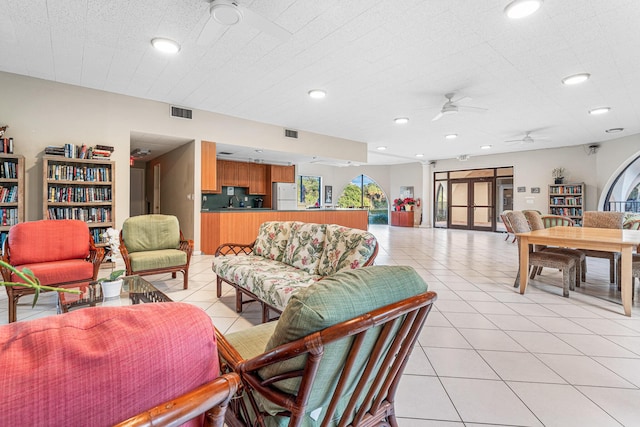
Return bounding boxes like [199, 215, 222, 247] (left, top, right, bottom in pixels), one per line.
[3, 224, 640, 426]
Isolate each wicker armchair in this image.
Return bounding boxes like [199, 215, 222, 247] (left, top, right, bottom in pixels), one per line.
[506, 211, 577, 297]
[582, 211, 624, 284]
[523, 210, 586, 284]
[119, 214, 194, 289]
[500, 210, 517, 243]
[216, 266, 437, 427]
[541, 214, 575, 228]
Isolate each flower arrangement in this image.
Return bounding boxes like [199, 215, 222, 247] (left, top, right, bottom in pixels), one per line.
[99, 227, 125, 282]
[393, 198, 405, 208]
[403, 197, 416, 205]
[552, 167, 565, 179]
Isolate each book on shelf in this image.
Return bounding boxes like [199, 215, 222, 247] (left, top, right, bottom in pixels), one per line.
[2, 138, 14, 154]
[45, 146, 66, 156]
[95, 144, 114, 152]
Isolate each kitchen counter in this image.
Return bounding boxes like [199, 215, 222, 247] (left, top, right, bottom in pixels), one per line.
[200, 209, 369, 254]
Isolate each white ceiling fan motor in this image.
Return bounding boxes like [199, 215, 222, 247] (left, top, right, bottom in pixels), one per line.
[211, 0, 242, 26]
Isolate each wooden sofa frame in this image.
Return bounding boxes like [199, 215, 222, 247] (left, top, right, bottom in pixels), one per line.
[215, 241, 379, 323]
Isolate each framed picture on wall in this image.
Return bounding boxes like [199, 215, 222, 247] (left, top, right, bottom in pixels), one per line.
[324, 185, 333, 204]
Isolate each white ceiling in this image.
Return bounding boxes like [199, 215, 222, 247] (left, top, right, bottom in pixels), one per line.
[2, 0, 639, 165]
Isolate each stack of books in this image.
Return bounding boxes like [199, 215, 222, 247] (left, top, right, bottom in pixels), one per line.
[45, 146, 66, 156]
[92, 144, 114, 159]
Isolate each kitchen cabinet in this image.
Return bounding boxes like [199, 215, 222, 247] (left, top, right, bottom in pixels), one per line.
[201, 141, 219, 193]
[219, 160, 250, 187]
[270, 165, 295, 183]
[249, 163, 268, 194]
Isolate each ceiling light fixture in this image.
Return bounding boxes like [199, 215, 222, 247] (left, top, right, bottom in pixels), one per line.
[445, 134, 458, 140]
[480, 145, 492, 150]
[562, 73, 590, 85]
[605, 128, 624, 133]
[151, 38, 180, 54]
[415, 154, 424, 158]
[589, 107, 611, 115]
[308, 89, 326, 99]
[504, 0, 543, 19]
[394, 117, 409, 124]
[376, 146, 387, 151]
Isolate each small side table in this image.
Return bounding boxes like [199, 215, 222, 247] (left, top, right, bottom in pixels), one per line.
[391, 211, 414, 227]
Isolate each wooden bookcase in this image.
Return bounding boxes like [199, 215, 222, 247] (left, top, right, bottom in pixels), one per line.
[548, 182, 584, 226]
[43, 155, 115, 247]
[0, 154, 25, 250]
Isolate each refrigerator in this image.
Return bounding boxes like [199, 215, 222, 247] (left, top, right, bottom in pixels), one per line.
[273, 183, 298, 210]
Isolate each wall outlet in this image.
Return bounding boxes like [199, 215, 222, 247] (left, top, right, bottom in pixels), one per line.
[244, 196, 248, 201]
[203, 195, 207, 201]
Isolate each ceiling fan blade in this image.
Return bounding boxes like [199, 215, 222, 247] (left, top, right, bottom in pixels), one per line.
[504, 139, 523, 145]
[458, 105, 488, 113]
[197, 16, 227, 45]
[452, 96, 471, 104]
[432, 111, 444, 121]
[239, 5, 291, 41]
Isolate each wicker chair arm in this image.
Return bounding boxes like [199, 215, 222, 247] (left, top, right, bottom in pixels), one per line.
[215, 241, 256, 257]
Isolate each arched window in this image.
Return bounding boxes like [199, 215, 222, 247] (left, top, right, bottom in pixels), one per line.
[336, 175, 389, 224]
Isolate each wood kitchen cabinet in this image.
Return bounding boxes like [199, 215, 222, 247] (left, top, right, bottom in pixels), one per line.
[270, 165, 295, 183]
[249, 163, 268, 194]
[201, 141, 219, 193]
[219, 160, 250, 187]
[236, 161, 249, 187]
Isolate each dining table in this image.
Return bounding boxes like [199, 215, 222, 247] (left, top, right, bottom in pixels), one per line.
[517, 226, 640, 316]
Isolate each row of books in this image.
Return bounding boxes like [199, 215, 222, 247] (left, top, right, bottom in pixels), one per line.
[550, 185, 583, 195]
[550, 196, 582, 206]
[48, 186, 112, 203]
[0, 231, 7, 252]
[45, 144, 114, 159]
[0, 161, 18, 179]
[1, 138, 14, 154]
[47, 165, 112, 182]
[0, 208, 19, 226]
[46, 207, 112, 223]
[91, 228, 109, 245]
[0, 185, 18, 203]
[549, 207, 583, 217]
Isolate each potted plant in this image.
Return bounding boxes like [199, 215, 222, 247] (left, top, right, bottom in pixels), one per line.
[98, 227, 125, 298]
[552, 167, 565, 184]
[393, 198, 405, 211]
[403, 197, 416, 211]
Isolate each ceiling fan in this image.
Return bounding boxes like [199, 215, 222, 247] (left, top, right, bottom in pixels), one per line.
[431, 93, 488, 121]
[197, 0, 292, 45]
[505, 131, 549, 145]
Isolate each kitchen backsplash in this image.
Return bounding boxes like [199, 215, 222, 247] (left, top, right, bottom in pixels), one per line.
[201, 187, 266, 210]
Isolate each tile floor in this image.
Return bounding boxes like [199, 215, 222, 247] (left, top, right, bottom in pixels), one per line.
[3, 224, 640, 426]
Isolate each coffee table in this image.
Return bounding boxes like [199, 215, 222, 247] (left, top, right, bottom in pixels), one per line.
[57, 275, 173, 314]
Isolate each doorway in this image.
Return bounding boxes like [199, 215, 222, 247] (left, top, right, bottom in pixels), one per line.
[448, 178, 494, 231]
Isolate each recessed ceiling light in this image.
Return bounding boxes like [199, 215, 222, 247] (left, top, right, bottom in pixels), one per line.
[480, 145, 492, 150]
[394, 117, 409, 124]
[376, 146, 387, 151]
[504, 0, 543, 19]
[606, 128, 624, 133]
[308, 89, 326, 99]
[415, 154, 424, 158]
[589, 107, 610, 115]
[151, 38, 180, 54]
[254, 149, 263, 153]
[562, 73, 590, 85]
[445, 134, 458, 140]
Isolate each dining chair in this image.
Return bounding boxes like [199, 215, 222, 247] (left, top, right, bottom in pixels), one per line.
[541, 214, 575, 228]
[523, 210, 586, 284]
[500, 210, 517, 243]
[506, 211, 577, 297]
[582, 211, 624, 284]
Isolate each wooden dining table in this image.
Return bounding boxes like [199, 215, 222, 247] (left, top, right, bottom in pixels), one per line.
[517, 226, 640, 316]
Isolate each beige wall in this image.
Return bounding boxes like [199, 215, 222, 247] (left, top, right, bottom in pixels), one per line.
[0, 71, 368, 250]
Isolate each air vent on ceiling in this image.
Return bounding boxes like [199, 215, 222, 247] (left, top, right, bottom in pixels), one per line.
[170, 106, 192, 119]
[284, 129, 298, 139]
[218, 151, 234, 156]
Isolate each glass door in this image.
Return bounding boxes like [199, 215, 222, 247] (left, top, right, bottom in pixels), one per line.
[449, 180, 469, 228]
[448, 178, 495, 231]
[472, 179, 494, 231]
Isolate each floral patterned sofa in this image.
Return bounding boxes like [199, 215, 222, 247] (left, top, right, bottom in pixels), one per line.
[212, 221, 378, 322]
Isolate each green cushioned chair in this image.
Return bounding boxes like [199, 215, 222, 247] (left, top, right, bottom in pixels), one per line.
[216, 265, 437, 427]
[119, 214, 194, 289]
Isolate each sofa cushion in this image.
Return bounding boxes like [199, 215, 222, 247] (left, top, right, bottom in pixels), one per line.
[317, 224, 377, 276]
[257, 266, 428, 420]
[8, 219, 90, 265]
[10, 259, 95, 287]
[0, 302, 219, 427]
[213, 255, 321, 311]
[252, 221, 292, 262]
[128, 248, 187, 272]
[122, 214, 180, 253]
[283, 222, 326, 274]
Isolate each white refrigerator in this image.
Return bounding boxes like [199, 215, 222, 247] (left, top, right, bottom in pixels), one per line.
[273, 183, 298, 210]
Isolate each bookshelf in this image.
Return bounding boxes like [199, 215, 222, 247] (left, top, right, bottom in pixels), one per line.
[0, 154, 25, 250]
[548, 183, 585, 226]
[43, 155, 115, 247]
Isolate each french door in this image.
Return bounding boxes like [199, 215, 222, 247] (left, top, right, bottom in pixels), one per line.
[448, 178, 495, 231]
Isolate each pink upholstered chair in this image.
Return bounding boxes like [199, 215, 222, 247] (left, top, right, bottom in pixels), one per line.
[0, 303, 238, 426]
[1, 219, 105, 323]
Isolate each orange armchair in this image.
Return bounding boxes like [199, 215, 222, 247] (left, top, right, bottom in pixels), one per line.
[1, 219, 104, 322]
